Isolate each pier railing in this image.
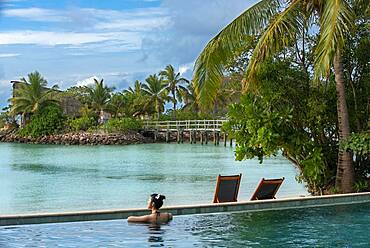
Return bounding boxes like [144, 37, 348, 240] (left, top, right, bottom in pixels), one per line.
[143, 119, 228, 132]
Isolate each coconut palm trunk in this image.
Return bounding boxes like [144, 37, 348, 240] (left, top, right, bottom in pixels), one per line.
[333, 52, 354, 193]
[172, 89, 177, 120]
[156, 99, 160, 120]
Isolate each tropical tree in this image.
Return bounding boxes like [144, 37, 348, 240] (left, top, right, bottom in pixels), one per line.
[106, 93, 127, 118]
[123, 80, 143, 97]
[10, 71, 59, 127]
[123, 80, 152, 117]
[160, 65, 189, 119]
[181, 83, 199, 113]
[142, 74, 168, 119]
[85, 78, 113, 122]
[194, 0, 358, 193]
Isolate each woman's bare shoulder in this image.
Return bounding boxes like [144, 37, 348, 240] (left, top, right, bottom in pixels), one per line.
[127, 214, 152, 223]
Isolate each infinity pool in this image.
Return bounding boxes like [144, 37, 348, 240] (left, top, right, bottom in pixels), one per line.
[0, 142, 307, 214]
[1, 203, 369, 247]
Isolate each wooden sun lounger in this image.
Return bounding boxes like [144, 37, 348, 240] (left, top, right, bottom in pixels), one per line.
[213, 174, 242, 203]
[250, 177, 284, 200]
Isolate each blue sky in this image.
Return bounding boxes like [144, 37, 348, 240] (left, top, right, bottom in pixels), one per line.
[0, 0, 257, 108]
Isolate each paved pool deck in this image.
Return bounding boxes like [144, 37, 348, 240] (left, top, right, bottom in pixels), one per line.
[1, 192, 369, 226]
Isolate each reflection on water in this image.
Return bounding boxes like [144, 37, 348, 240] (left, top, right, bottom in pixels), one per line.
[11, 163, 100, 174]
[127, 222, 167, 245]
[148, 223, 165, 244]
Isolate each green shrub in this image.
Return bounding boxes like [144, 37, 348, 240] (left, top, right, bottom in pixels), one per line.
[353, 180, 369, 193]
[341, 130, 370, 156]
[68, 116, 96, 131]
[19, 106, 65, 137]
[104, 118, 142, 133]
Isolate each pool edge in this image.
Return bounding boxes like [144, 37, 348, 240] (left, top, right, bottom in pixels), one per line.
[1, 192, 369, 226]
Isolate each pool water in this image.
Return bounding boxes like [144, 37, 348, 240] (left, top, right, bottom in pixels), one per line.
[0, 142, 307, 214]
[1, 203, 369, 247]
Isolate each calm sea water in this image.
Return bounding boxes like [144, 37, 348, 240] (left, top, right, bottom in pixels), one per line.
[0, 142, 307, 214]
[1, 203, 369, 247]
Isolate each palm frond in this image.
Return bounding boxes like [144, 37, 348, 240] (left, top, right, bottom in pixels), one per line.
[314, 0, 354, 81]
[193, 0, 280, 109]
[244, 0, 304, 89]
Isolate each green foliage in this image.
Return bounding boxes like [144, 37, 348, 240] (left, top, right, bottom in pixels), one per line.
[62, 86, 90, 105]
[160, 64, 189, 119]
[194, 0, 354, 105]
[341, 130, 370, 178]
[298, 148, 327, 193]
[341, 131, 370, 156]
[19, 106, 65, 137]
[142, 74, 168, 119]
[68, 116, 96, 131]
[10, 71, 59, 117]
[104, 118, 142, 133]
[353, 180, 369, 193]
[106, 93, 127, 118]
[224, 60, 338, 193]
[85, 78, 113, 113]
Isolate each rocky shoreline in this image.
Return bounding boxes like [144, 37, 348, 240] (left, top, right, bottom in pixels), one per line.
[0, 131, 155, 145]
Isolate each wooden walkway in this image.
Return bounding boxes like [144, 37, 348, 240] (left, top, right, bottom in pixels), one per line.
[143, 120, 233, 145]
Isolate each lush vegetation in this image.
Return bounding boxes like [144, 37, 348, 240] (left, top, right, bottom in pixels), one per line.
[19, 106, 65, 137]
[67, 116, 96, 132]
[10, 71, 59, 127]
[104, 118, 142, 133]
[195, 0, 369, 193]
[2, 65, 215, 137]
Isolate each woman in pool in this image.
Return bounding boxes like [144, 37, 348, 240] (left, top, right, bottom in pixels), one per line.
[128, 193, 173, 223]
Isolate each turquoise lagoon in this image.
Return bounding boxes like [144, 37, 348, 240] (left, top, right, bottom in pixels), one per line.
[0, 142, 307, 215]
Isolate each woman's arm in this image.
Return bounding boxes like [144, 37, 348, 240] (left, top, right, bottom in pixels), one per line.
[127, 215, 151, 223]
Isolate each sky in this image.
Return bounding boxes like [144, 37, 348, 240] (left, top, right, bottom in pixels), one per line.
[0, 0, 257, 109]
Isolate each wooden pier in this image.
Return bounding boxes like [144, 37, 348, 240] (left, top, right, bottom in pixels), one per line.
[143, 120, 233, 146]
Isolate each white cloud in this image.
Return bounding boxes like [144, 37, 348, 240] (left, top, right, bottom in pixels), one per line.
[179, 63, 193, 75]
[0, 53, 20, 58]
[94, 17, 170, 31]
[0, 6, 169, 53]
[76, 76, 100, 87]
[0, 30, 141, 48]
[3, 7, 67, 22]
[2, 7, 169, 32]
[141, 0, 256, 64]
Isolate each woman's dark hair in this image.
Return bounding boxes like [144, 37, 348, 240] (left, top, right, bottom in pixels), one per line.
[150, 193, 166, 209]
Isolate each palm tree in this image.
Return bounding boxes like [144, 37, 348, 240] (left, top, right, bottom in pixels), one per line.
[123, 80, 143, 97]
[123, 80, 151, 117]
[85, 78, 113, 123]
[181, 83, 199, 113]
[10, 71, 59, 127]
[160, 65, 189, 119]
[142, 74, 167, 119]
[194, 0, 355, 193]
[107, 93, 127, 118]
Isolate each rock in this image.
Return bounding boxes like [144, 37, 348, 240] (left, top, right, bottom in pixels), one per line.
[0, 130, 152, 146]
